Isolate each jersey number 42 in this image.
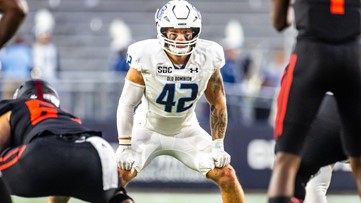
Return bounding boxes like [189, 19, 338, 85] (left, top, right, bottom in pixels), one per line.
[156, 83, 198, 113]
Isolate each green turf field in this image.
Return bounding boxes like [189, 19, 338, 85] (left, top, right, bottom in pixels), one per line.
[12, 191, 360, 203]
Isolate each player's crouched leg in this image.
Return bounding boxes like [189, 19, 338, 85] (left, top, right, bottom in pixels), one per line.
[206, 165, 245, 203]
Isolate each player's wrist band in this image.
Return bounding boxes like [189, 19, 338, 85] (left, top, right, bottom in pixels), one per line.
[118, 138, 131, 145]
[212, 138, 224, 149]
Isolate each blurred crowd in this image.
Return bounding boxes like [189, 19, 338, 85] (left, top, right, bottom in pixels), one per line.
[198, 19, 289, 127]
[0, 9, 59, 99]
[0, 8, 290, 126]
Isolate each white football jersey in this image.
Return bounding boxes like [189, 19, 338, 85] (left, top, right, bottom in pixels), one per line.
[126, 39, 225, 135]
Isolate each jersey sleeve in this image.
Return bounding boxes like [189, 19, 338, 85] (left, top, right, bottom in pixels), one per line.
[211, 42, 226, 70]
[126, 41, 144, 72]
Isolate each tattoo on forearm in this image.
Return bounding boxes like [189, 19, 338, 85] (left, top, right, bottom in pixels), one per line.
[210, 105, 227, 139]
[210, 70, 225, 95]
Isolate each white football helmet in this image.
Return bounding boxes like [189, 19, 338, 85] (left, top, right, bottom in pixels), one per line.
[155, 0, 201, 56]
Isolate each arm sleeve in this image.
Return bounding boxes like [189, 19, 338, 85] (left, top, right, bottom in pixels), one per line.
[116, 79, 145, 143]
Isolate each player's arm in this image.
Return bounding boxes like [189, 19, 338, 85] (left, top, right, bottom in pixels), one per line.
[117, 67, 145, 143]
[204, 69, 227, 141]
[0, 111, 11, 154]
[204, 69, 230, 167]
[272, 0, 290, 32]
[125, 67, 145, 86]
[0, 0, 28, 48]
[116, 67, 144, 170]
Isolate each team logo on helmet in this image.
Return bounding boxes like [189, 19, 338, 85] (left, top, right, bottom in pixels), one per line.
[156, 4, 168, 22]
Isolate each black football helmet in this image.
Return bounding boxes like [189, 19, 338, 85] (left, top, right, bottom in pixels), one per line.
[13, 79, 60, 107]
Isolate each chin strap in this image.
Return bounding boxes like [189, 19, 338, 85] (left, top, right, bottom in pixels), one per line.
[168, 45, 191, 55]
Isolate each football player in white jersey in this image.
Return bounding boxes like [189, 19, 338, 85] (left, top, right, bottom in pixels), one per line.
[115, 1, 245, 203]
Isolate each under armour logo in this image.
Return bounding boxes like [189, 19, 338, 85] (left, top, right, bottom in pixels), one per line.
[126, 54, 132, 64]
[190, 67, 199, 73]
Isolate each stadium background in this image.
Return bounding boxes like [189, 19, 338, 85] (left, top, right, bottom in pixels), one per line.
[4, 0, 359, 202]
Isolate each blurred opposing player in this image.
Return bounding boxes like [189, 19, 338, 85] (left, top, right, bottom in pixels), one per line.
[269, 93, 339, 203]
[303, 165, 334, 203]
[0, 0, 28, 202]
[115, 1, 245, 203]
[270, 93, 339, 203]
[293, 94, 349, 203]
[268, 0, 361, 202]
[0, 79, 134, 203]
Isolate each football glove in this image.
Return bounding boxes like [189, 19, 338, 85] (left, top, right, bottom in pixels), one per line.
[211, 139, 231, 168]
[116, 144, 135, 171]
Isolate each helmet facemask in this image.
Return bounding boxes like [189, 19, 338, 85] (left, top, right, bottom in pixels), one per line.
[155, 0, 202, 56]
[159, 27, 200, 55]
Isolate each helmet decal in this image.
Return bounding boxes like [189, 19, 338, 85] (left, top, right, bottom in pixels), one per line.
[156, 4, 168, 22]
[172, 4, 190, 20]
[34, 80, 44, 101]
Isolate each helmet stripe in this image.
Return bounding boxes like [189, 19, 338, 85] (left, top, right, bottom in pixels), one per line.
[34, 80, 44, 100]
